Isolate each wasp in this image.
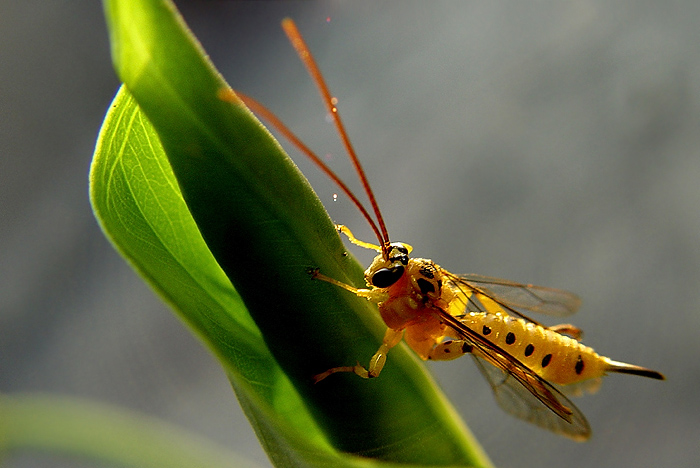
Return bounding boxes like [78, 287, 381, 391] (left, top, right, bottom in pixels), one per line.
[236, 18, 664, 441]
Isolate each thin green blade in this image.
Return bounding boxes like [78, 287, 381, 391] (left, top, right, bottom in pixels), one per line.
[96, 0, 491, 466]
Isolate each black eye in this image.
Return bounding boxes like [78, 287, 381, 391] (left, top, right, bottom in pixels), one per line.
[371, 266, 405, 288]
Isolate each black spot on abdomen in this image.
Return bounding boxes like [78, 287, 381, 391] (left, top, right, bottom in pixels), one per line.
[524, 344, 535, 357]
[541, 354, 552, 368]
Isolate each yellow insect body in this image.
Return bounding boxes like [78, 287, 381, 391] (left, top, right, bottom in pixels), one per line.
[316, 235, 657, 386]
[310, 226, 663, 441]
[240, 18, 665, 442]
[452, 312, 606, 385]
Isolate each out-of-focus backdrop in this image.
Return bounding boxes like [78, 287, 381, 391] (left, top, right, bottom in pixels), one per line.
[1, 1, 698, 467]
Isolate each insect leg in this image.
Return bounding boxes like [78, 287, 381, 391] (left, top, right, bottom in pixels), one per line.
[548, 323, 583, 340]
[313, 328, 405, 383]
[427, 339, 474, 362]
[309, 267, 362, 293]
[336, 224, 383, 252]
[308, 268, 388, 301]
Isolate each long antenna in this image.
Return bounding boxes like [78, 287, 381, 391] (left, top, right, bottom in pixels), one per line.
[280, 18, 391, 257]
[235, 91, 384, 250]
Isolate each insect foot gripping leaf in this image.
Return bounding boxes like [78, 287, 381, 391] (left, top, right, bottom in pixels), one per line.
[242, 17, 665, 443]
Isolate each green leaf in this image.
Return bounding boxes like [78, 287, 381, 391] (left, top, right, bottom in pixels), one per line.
[94, 0, 492, 466]
[0, 393, 262, 468]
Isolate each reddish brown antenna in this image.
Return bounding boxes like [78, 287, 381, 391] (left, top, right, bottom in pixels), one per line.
[279, 18, 391, 257]
[235, 91, 384, 250]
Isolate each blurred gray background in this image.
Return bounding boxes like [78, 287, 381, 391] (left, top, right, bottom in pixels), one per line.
[1, 1, 698, 467]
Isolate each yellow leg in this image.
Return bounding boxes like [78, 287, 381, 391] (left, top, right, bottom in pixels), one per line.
[549, 323, 583, 340]
[313, 328, 405, 383]
[427, 339, 474, 361]
[308, 268, 388, 302]
[336, 224, 413, 255]
[308, 267, 361, 293]
[336, 224, 382, 252]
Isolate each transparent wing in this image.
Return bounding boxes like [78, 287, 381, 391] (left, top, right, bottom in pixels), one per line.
[437, 310, 591, 441]
[471, 355, 591, 441]
[444, 272, 581, 323]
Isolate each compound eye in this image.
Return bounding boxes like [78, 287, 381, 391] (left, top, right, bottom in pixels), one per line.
[371, 266, 405, 288]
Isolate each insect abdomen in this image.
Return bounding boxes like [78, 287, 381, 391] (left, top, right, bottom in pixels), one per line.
[462, 312, 607, 385]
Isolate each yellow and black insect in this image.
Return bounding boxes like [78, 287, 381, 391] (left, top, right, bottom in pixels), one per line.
[238, 18, 665, 441]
